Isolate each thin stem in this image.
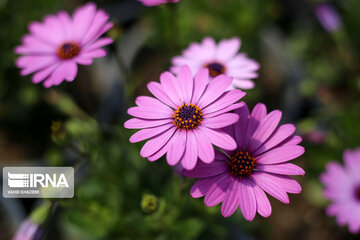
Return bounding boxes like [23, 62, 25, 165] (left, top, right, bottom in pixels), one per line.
[41, 201, 59, 240]
[216, 146, 231, 159]
[168, 3, 180, 51]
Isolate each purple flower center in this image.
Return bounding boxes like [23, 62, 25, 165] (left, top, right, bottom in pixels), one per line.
[173, 104, 203, 130]
[227, 151, 256, 177]
[57, 42, 80, 60]
[205, 62, 226, 77]
[355, 185, 360, 202]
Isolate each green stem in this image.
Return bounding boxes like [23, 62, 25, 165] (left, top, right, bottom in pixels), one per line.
[168, 3, 180, 52]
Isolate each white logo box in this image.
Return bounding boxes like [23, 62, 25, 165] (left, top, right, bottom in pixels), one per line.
[3, 167, 74, 198]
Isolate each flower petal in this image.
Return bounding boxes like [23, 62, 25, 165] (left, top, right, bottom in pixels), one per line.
[197, 75, 233, 108]
[249, 110, 282, 153]
[320, 162, 352, 194]
[204, 174, 232, 207]
[216, 37, 241, 61]
[31, 62, 60, 84]
[202, 113, 239, 129]
[127, 106, 173, 119]
[193, 130, 215, 163]
[204, 102, 245, 119]
[200, 37, 216, 60]
[232, 79, 255, 90]
[28, 21, 62, 46]
[135, 96, 173, 110]
[82, 9, 111, 44]
[80, 49, 106, 59]
[221, 179, 240, 217]
[183, 160, 227, 178]
[63, 61, 78, 82]
[75, 57, 93, 65]
[344, 149, 360, 180]
[264, 174, 302, 194]
[124, 118, 171, 129]
[192, 68, 209, 104]
[42, 62, 67, 87]
[181, 131, 198, 170]
[239, 178, 256, 221]
[15, 36, 54, 55]
[256, 163, 305, 176]
[17, 55, 58, 75]
[256, 145, 305, 164]
[254, 124, 296, 156]
[202, 89, 246, 115]
[234, 103, 250, 148]
[147, 129, 179, 162]
[228, 68, 259, 79]
[245, 103, 267, 147]
[228, 54, 260, 70]
[83, 37, 113, 52]
[281, 135, 303, 146]
[251, 172, 289, 204]
[72, 2, 97, 41]
[129, 123, 173, 143]
[167, 130, 186, 166]
[160, 71, 183, 106]
[140, 127, 176, 158]
[147, 81, 178, 109]
[190, 174, 224, 198]
[177, 65, 193, 104]
[251, 183, 272, 217]
[199, 126, 237, 151]
[57, 11, 74, 40]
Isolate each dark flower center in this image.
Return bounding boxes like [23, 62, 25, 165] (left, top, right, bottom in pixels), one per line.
[205, 62, 226, 77]
[355, 185, 360, 202]
[227, 151, 256, 177]
[173, 104, 203, 130]
[57, 42, 80, 60]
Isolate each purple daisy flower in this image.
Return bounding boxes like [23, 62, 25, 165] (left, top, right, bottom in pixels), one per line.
[138, 0, 180, 7]
[314, 3, 342, 33]
[183, 103, 305, 220]
[320, 148, 360, 234]
[13, 219, 43, 240]
[15, 2, 113, 88]
[124, 65, 246, 170]
[171, 37, 260, 90]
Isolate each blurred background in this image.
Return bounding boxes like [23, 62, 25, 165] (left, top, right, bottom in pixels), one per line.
[0, 0, 360, 239]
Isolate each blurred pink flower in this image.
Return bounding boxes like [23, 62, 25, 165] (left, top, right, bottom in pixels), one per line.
[314, 3, 342, 33]
[15, 2, 113, 88]
[320, 148, 360, 234]
[304, 130, 326, 145]
[124, 65, 246, 170]
[171, 37, 259, 90]
[138, 0, 180, 7]
[13, 220, 42, 240]
[184, 103, 305, 220]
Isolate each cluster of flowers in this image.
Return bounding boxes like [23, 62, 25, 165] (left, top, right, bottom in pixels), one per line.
[14, 0, 360, 234]
[129, 1, 305, 221]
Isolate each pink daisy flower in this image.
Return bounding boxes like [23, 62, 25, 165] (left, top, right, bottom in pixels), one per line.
[320, 148, 360, 234]
[124, 65, 246, 170]
[171, 37, 260, 90]
[183, 103, 305, 220]
[15, 2, 113, 88]
[138, 0, 180, 7]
